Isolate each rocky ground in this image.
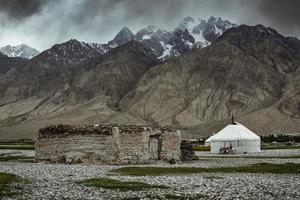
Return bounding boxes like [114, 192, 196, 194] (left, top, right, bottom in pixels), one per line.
[0, 150, 299, 200]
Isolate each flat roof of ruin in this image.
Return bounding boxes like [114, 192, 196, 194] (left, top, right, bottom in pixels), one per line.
[37, 124, 176, 137]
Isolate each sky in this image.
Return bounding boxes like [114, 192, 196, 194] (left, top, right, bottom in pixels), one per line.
[0, 0, 299, 51]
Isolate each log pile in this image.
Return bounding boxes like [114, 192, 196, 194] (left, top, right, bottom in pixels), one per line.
[38, 124, 114, 137]
[180, 140, 198, 161]
[37, 124, 177, 138]
[118, 125, 152, 133]
[118, 125, 173, 134]
[161, 126, 175, 132]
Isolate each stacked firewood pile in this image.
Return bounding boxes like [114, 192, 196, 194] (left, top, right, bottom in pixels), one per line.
[38, 124, 114, 137]
[118, 124, 174, 134]
[37, 124, 178, 137]
[118, 125, 153, 133]
[161, 126, 175, 132]
[180, 140, 198, 161]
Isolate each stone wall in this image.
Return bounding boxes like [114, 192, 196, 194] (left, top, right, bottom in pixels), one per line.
[36, 134, 117, 163]
[118, 131, 149, 164]
[35, 124, 181, 165]
[160, 130, 181, 161]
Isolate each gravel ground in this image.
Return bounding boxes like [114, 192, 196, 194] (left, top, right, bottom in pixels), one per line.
[0, 157, 299, 200]
[5, 149, 299, 159]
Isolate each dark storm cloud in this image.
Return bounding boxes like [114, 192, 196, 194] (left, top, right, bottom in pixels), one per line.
[120, 0, 186, 20]
[0, 0, 47, 20]
[66, 0, 300, 35]
[257, 0, 300, 32]
[0, 0, 299, 50]
[67, 0, 186, 24]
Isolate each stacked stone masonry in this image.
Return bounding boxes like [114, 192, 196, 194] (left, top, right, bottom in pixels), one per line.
[35, 124, 181, 164]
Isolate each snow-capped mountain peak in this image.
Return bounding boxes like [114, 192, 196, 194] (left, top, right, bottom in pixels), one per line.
[0, 44, 39, 59]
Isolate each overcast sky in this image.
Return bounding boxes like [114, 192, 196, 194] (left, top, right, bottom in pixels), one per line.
[0, 0, 299, 51]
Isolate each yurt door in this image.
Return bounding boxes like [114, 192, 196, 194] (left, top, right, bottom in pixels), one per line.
[149, 137, 159, 160]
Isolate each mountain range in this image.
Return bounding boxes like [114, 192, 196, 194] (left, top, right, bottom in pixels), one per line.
[109, 16, 236, 59]
[0, 16, 299, 140]
[0, 16, 235, 61]
[0, 44, 40, 59]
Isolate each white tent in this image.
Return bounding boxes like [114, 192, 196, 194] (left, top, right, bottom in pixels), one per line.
[205, 122, 261, 153]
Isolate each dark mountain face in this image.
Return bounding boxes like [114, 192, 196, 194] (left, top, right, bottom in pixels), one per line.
[217, 25, 300, 75]
[120, 24, 300, 136]
[31, 39, 109, 67]
[0, 52, 27, 74]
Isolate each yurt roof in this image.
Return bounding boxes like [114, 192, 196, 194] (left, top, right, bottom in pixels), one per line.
[205, 122, 260, 142]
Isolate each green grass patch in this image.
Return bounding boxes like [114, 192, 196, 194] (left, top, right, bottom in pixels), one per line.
[192, 145, 210, 151]
[0, 172, 29, 198]
[0, 144, 35, 150]
[261, 145, 300, 150]
[0, 156, 35, 162]
[112, 163, 300, 176]
[0, 139, 34, 144]
[192, 144, 300, 151]
[79, 177, 168, 191]
[197, 155, 300, 159]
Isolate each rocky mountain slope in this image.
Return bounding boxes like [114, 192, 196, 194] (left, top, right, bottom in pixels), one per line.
[0, 40, 157, 139]
[0, 44, 40, 59]
[120, 24, 300, 137]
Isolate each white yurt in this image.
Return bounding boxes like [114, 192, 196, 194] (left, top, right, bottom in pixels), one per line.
[205, 121, 261, 154]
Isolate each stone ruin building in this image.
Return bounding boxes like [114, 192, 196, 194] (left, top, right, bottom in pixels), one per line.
[35, 124, 181, 165]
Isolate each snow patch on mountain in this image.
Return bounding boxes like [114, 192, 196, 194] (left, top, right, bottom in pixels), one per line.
[158, 42, 172, 59]
[142, 35, 151, 40]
